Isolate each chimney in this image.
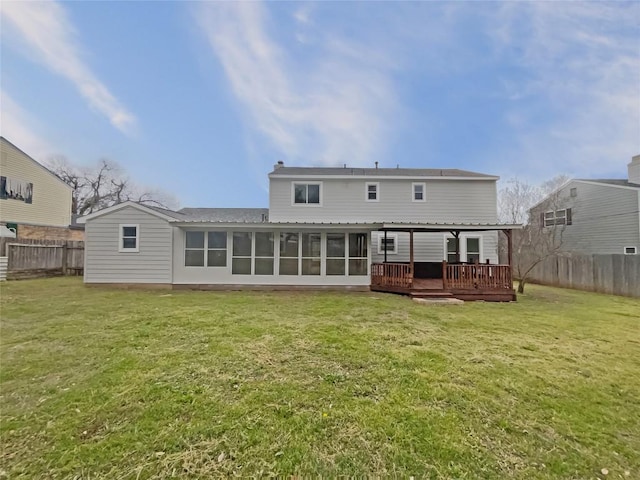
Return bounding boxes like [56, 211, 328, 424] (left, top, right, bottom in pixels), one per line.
[628, 155, 640, 185]
[274, 160, 284, 170]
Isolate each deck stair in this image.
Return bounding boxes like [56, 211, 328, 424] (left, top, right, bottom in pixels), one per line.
[409, 290, 454, 299]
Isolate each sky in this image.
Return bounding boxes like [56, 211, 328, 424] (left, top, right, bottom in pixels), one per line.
[1, 1, 639, 209]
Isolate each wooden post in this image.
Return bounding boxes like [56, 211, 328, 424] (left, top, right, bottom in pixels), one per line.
[409, 229, 414, 287]
[504, 230, 513, 267]
[384, 230, 388, 264]
[442, 260, 448, 289]
[61, 242, 68, 276]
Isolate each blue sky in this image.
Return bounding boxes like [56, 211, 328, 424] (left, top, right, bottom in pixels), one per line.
[2, 1, 638, 208]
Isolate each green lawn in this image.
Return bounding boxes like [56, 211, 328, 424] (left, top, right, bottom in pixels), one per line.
[1, 278, 639, 479]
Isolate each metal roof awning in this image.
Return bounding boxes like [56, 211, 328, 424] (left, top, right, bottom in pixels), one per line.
[380, 222, 522, 232]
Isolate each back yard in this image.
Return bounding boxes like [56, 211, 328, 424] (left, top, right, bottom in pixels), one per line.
[1, 278, 639, 479]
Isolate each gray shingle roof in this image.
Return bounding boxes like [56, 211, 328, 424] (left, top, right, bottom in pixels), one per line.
[577, 179, 640, 188]
[177, 208, 269, 222]
[270, 166, 496, 178]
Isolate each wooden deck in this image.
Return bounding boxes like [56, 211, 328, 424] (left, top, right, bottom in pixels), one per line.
[370, 262, 516, 302]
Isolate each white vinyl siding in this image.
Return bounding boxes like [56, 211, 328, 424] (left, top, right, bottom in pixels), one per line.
[85, 206, 172, 283]
[531, 181, 640, 255]
[270, 177, 497, 223]
[0, 138, 72, 227]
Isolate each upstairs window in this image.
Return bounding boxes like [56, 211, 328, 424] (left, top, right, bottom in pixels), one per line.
[543, 208, 572, 227]
[366, 182, 379, 202]
[412, 182, 426, 202]
[293, 183, 321, 205]
[119, 224, 139, 252]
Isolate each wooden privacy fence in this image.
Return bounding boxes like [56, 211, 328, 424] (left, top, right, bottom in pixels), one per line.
[517, 252, 639, 298]
[0, 238, 84, 280]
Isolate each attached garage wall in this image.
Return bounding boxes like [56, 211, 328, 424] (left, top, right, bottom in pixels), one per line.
[84, 206, 172, 283]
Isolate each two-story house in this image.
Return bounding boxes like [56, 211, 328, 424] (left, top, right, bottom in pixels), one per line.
[78, 162, 520, 300]
[0, 137, 82, 240]
[529, 155, 640, 255]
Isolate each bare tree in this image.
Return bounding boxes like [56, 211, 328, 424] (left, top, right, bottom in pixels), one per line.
[498, 175, 570, 293]
[47, 156, 179, 215]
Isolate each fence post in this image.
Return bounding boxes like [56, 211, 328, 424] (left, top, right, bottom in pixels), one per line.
[61, 242, 68, 276]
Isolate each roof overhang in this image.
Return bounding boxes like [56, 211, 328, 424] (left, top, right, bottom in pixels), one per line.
[269, 174, 499, 181]
[173, 221, 384, 230]
[380, 222, 522, 232]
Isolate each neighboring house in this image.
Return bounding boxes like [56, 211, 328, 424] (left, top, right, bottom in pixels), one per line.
[79, 162, 520, 301]
[529, 155, 640, 255]
[0, 137, 82, 241]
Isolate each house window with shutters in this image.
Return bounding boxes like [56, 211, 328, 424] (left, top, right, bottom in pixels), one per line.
[543, 208, 572, 227]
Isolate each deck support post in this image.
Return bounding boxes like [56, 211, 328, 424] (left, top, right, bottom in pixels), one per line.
[504, 229, 513, 267]
[409, 229, 414, 286]
[384, 230, 388, 264]
[451, 231, 461, 263]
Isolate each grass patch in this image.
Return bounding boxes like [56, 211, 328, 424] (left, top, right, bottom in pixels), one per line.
[1, 278, 639, 478]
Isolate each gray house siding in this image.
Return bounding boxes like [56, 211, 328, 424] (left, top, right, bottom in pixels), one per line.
[371, 231, 499, 264]
[269, 177, 498, 223]
[531, 181, 640, 255]
[84, 206, 173, 283]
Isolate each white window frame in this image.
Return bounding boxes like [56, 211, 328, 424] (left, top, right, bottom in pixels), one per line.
[443, 234, 484, 263]
[377, 233, 398, 254]
[291, 182, 323, 207]
[624, 246, 637, 255]
[365, 182, 379, 202]
[412, 182, 426, 202]
[119, 224, 139, 252]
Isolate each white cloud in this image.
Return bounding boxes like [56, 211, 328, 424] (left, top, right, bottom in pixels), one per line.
[1, 1, 136, 134]
[0, 90, 55, 161]
[195, 1, 397, 167]
[488, 2, 640, 179]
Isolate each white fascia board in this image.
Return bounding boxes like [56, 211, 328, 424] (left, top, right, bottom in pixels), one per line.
[269, 174, 499, 181]
[77, 201, 177, 223]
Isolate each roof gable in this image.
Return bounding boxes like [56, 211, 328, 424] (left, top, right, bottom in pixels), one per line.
[77, 201, 183, 223]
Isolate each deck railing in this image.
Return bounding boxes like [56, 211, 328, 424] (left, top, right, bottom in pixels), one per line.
[371, 263, 413, 289]
[443, 262, 512, 290]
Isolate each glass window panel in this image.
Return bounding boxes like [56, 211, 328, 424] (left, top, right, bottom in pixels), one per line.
[349, 259, 367, 275]
[185, 250, 205, 266]
[381, 237, 395, 252]
[308, 184, 320, 204]
[326, 234, 345, 257]
[186, 231, 205, 249]
[294, 184, 306, 203]
[414, 184, 424, 200]
[447, 254, 458, 263]
[255, 258, 274, 275]
[467, 254, 480, 264]
[233, 232, 252, 256]
[466, 238, 480, 253]
[447, 238, 459, 253]
[255, 232, 274, 257]
[302, 233, 321, 257]
[232, 258, 251, 274]
[280, 233, 299, 257]
[122, 226, 137, 237]
[302, 258, 321, 275]
[279, 258, 298, 275]
[207, 250, 226, 267]
[326, 259, 345, 275]
[349, 233, 367, 258]
[208, 231, 226, 249]
[122, 237, 136, 249]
